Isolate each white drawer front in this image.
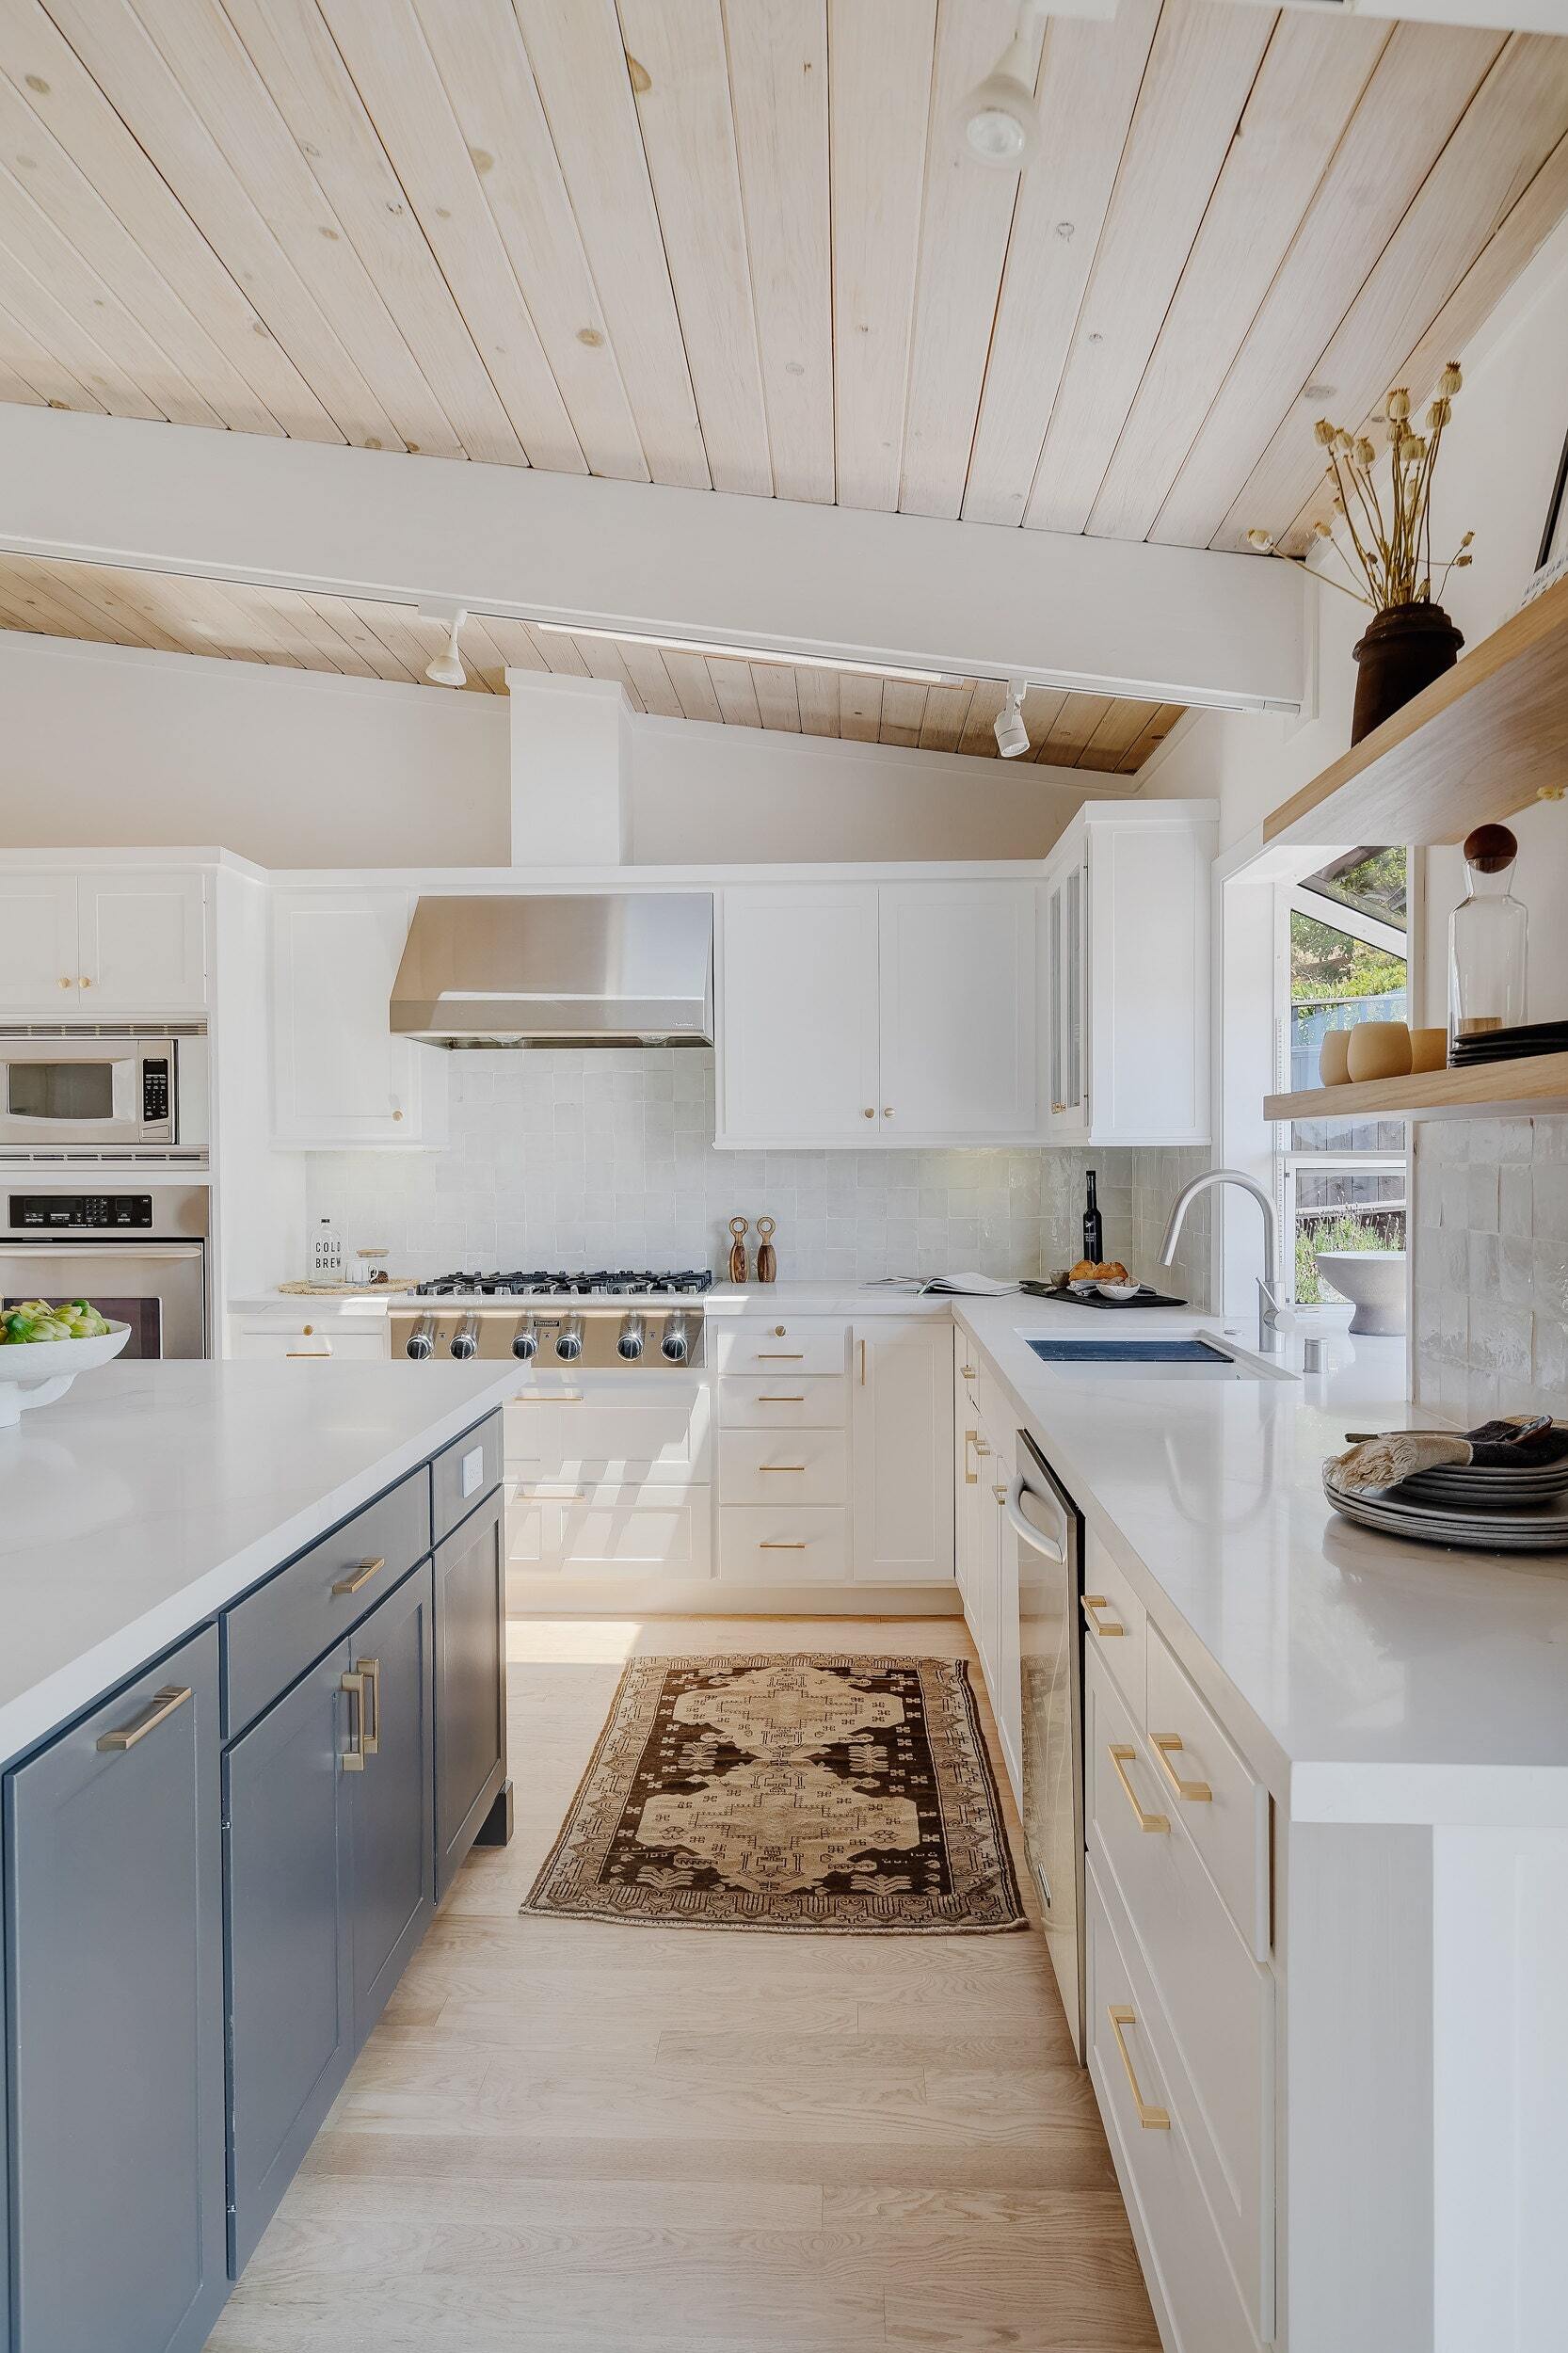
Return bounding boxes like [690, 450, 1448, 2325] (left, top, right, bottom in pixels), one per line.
[717, 1506, 849, 1582]
[506, 1382, 711, 1483]
[1082, 1527, 1147, 1721]
[720, 1374, 849, 1430]
[1086, 1651, 1272, 2338]
[1147, 1629, 1270, 1961]
[507, 1479, 712, 1579]
[712, 1319, 849, 1376]
[720, 1427, 847, 1507]
[1087, 1860, 1261, 2353]
[233, 1328, 389, 1361]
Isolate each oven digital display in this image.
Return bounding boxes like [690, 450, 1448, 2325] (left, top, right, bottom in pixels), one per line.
[9, 1194, 156, 1229]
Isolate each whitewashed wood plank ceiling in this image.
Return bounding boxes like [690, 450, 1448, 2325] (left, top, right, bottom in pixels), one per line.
[0, 0, 1563, 747]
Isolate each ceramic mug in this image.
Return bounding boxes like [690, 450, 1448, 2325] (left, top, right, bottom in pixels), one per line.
[1347, 1021, 1413, 1082]
[1319, 1030, 1352, 1085]
[1408, 1026, 1447, 1073]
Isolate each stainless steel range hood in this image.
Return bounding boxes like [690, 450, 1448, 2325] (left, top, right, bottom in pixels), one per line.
[390, 893, 713, 1048]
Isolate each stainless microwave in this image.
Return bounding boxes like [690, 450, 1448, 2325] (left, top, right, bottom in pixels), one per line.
[0, 1034, 179, 1150]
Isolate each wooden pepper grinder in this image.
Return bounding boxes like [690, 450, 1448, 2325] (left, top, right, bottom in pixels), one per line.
[728, 1215, 750, 1286]
[756, 1215, 777, 1284]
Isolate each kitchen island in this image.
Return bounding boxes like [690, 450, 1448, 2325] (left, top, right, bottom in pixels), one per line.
[0, 1358, 517, 2353]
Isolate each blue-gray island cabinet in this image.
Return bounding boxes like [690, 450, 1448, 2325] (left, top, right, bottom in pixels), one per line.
[0, 1363, 514, 2353]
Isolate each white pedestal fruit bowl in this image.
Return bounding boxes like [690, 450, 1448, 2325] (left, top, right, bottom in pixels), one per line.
[0, 1323, 131, 1429]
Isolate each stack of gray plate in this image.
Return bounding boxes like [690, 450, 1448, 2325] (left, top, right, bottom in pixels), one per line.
[1323, 1454, 1568, 1551]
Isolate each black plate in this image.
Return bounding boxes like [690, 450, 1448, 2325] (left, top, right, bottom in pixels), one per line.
[1020, 1282, 1190, 1309]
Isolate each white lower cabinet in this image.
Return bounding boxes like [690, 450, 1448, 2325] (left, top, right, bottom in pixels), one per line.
[952, 1379, 1020, 1802]
[1087, 1854, 1261, 2353]
[850, 1319, 954, 1582]
[505, 1480, 712, 1584]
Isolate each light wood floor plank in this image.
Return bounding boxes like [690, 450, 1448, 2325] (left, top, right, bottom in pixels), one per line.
[206, 1614, 1153, 2351]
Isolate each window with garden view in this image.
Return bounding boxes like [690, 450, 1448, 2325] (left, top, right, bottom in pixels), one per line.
[1279, 846, 1408, 1305]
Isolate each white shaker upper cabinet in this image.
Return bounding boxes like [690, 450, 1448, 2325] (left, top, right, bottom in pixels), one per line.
[78, 871, 207, 1015]
[1045, 803, 1216, 1148]
[877, 881, 1040, 1144]
[0, 868, 207, 1016]
[717, 879, 1043, 1148]
[0, 872, 81, 1012]
[716, 884, 881, 1145]
[271, 889, 447, 1149]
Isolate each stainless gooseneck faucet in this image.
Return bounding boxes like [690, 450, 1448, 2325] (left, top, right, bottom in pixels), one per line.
[1160, 1168, 1287, 1355]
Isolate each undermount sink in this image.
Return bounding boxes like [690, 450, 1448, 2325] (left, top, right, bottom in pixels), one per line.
[1024, 1334, 1292, 1382]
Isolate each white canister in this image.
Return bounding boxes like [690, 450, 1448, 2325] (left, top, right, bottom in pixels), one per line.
[309, 1215, 344, 1286]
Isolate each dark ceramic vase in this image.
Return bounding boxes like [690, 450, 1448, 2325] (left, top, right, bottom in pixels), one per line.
[1350, 600, 1464, 744]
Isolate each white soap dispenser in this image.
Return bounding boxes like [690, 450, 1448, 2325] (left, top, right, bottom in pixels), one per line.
[309, 1214, 344, 1286]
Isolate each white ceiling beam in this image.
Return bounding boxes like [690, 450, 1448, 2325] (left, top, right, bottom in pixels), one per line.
[0, 407, 1304, 712]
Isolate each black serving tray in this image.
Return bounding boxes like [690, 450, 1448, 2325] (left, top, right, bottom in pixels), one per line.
[1019, 1282, 1190, 1310]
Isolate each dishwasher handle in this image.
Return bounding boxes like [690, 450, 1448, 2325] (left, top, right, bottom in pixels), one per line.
[1004, 1473, 1068, 1565]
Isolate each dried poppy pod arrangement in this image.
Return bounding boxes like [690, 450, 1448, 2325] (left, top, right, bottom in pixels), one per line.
[1247, 365, 1474, 611]
[1248, 366, 1478, 742]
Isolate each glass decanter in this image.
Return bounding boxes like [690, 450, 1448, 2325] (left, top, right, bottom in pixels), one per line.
[1448, 823, 1528, 1050]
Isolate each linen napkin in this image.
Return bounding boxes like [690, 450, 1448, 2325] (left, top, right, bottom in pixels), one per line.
[1328, 1416, 1568, 1497]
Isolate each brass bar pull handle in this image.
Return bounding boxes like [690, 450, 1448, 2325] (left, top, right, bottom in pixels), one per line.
[760, 1464, 807, 1473]
[859, 1338, 867, 1385]
[1081, 1593, 1125, 1638]
[359, 1657, 381, 1756]
[961, 1362, 977, 1379]
[1108, 1744, 1169, 1833]
[756, 1353, 805, 1360]
[759, 1540, 807, 1549]
[964, 1429, 979, 1485]
[286, 1349, 330, 1357]
[340, 1670, 367, 1771]
[97, 1684, 191, 1753]
[1151, 1733, 1212, 1802]
[513, 1392, 584, 1403]
[993, 1483, 1007, 1502]
[1108, 2006, 1170, 2130]
[757, 1394, 807, 1403]
[333, 1555, 386, 1597]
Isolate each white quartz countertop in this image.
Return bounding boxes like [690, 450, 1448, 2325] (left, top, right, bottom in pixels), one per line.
[0, 1359, 520, 1769]
[953, 1297, 1568, 1829]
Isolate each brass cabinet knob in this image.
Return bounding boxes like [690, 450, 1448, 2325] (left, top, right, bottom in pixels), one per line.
[57, 976, 72, 989]
[863, 1107, 875, 1118]
[883, 1106, 894, 1117]
[392, 1107, 404, 1121]
[78, 975, 91, 987]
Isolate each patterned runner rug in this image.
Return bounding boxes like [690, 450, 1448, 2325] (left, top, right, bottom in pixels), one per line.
[522, 1653, 1026, 1933]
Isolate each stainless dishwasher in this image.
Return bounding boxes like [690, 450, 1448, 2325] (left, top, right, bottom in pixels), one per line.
[1009, 1431, 1087, 2060]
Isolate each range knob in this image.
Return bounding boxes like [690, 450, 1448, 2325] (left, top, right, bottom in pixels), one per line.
[449, 1312, 480, 1361]
[616, 1311, 646, 1362]
[555, 1312, 584, 1362]
[661, 1312, 691, 1364]
[405, 1312, 435, 1362]
[511, 1315, 539, 1362]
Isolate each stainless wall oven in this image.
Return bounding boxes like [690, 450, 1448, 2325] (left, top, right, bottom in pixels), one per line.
[0, 1032, 180, 1151]
[1, 1185, 208, 1358]
[1011, 1431, 1087, 2061]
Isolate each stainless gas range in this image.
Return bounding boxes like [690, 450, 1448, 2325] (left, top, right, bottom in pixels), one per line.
[389, 1270, 712, 1369]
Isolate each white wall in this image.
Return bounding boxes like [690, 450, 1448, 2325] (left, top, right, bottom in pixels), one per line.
[0, 633, 512, 866]
[0, 628, 1095, 868]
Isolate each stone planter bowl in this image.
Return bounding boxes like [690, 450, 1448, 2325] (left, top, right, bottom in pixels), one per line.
[1313, 1251, 1406, 1337]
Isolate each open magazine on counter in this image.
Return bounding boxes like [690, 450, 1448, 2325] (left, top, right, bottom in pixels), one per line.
[867, 1273, 1021, 1297]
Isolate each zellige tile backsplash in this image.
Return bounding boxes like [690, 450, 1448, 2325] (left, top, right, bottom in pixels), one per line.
[304, 1048, 1210, 1296]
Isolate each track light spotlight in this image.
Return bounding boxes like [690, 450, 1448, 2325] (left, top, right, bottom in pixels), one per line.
[957, 1, 1047, 171]
[424, 610, 467, 689]
[994, 680, 1031, 759]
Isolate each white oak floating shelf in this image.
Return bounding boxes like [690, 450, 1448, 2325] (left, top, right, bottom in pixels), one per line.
[1263, 571, 1568, 848]
[1266, 1052, 1568, 1124]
